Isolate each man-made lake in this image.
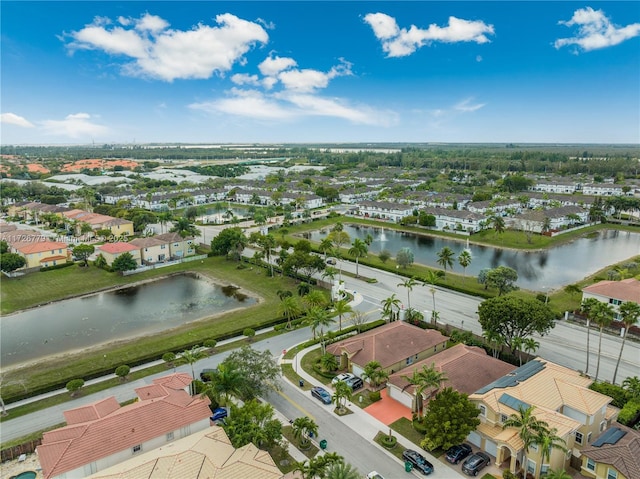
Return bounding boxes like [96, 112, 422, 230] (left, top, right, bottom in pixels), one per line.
[0, 274, 256, 368]
[306, 226, 640, 291]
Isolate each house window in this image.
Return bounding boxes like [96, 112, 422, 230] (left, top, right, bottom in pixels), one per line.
[132, 444, 142, 454]
[500, 414, 508, 424]
[479, 405, 486, 417]
[530, 443, 538, 452]
[575, 431, 584, 445]
[586, 458, 595, 471]
[540, 464, 549, 476]
[587, 432, 592, 444]
[161, 244, 166, 249]
[526, 459, 536, 475]
[406, 357, 414, 365]
[607, 468, 618, 479]
[166, 431, 174, 441]
[600, 421, 606, 432]
[609, 299, 622, 306]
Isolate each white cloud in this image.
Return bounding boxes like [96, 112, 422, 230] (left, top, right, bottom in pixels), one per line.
[40, 113, 109, 139]
[258, 54, 297, 76]
[190, 89, 294, 120]
[455, 98, 485, 112]
[231, 73, 260, 86]
[65, 13, 268, 81]
[1, 113, 35, 128]
[364, 12, 494, 57]
[554, 7, 640, 52]
[277, 60, 352, 93]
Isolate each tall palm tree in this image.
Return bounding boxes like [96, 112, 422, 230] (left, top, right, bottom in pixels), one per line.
[436, 247, 455, 273]
[397, 276, 419, 309]
[303, 289, 328, 311]
[458, 249, 472, 277]
[536, 426, 568, 475]
[613, 302, 640, 384]
[279, 295, 301, 330]
[512, 336, 524, 366]
[381, 294, 401, 322]
[422, 270, 443, 325]
[591, 301, 615, 382]
[348, 238, 368, 278]
[332, 380, 352, 413]
[502, 406, 549, 466]
[483, 330, 505, 358]
[324, 460, 361, 479]
[333, 299, 352, 331]
[523, 337, 540, 363]
[306, 307, 335, 353]
[170, 216, 199, 238]
[200, 362, 244, 406]
[402, 364, 447, 419]
[177, 346, 208, 395]
[157, 210, 173, 233]
[580, 298, 600, 376]
[491, 215, 506, 236]
[319, 238, 334, 260]
[291, 416, 318, 450]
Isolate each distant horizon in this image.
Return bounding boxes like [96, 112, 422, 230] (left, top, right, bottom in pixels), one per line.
[2, 2, 639, 144]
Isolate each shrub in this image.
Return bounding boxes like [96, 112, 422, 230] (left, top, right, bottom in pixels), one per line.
[204, 339, 217, 348]
[243, 328, 255, 340]
[368, 390, 381, 402]
[618, 399, 640, 426]
[381, 434, 397, 449]
[162, 352, 176, 367]
[40, 262, 75, 272]
[66, 378, 85, 396]
[115, 365, 130, 381]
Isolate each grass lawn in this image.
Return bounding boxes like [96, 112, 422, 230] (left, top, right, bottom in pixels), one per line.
[1, 257, 301, 402]
[282, 425, 318, 460]
[389, 417, 426, 449]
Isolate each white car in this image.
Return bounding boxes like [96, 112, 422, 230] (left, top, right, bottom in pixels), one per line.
[367, 472, 384, 479]
[331, 372, 354, 385]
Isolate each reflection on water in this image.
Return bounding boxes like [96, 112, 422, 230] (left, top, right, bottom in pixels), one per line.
[0, 274, 256, 367]
[307, 226, 640, 290]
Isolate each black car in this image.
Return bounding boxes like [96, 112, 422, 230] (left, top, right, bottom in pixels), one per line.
[200, 368, 215, 381]
[445, 443, 473, 464]
[345, 376, 364, 391]
[311, 386, 332, 405]
[402, 449, 434, 475]
[461, 452, 491, 476]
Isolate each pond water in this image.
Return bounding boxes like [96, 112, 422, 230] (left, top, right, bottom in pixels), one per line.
[0, 274, 256, 368]
[305, 226, 640, 291]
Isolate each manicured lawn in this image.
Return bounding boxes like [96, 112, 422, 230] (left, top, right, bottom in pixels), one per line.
[282, 425, 319, 459]
[389, 417, 426, 448]
[1, 257, 301, 402]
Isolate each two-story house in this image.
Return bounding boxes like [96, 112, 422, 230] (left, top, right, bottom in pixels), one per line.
[10, 240, 70, 269]
[581, 278, 640, 321]
[468, 359, 618, 479]
[154, 232, 195, 259]
[37, 373, 211, 479]
[97, 242, 142, 267]
[580, 424, 639, 479]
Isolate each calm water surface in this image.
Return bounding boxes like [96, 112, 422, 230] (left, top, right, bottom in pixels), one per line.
[1, 274, 256, 367]
[306, 226, 640, 291]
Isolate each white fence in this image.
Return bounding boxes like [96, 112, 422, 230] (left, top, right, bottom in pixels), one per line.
[122, 254, 207, 276]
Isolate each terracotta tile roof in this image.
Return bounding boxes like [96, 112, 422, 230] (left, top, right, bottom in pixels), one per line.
[63, 397, 120, 425]
[388, 344, 516, 396]
[85, 427, 283, 479]
[581, 424, 640, 479]
[13, 241, 68, 254]
[40, 255, 69, 263]
[37, 374, 210, 479]
[99, 242, 138, 255]
[582, 278, 640, 303]
[325, 321, 448, 369]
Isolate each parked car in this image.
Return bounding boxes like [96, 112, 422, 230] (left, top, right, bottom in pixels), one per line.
[311, 386, 332, 405]
[345, 376, 364, 391]
[461, 452, 491, 476]
[200, 368, 215, 381]
[367, 472, 384, 479]
[210, 407, 227, 422]
[331, 372, 355, 385]
[402, 449, 434, 475]
[326, 257, 337, 265]
[445, 443, 473, 464]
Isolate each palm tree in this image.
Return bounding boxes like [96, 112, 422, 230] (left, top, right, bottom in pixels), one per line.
[536, 426, 568, 475]
[397, 276, 419, 309]
[544, 469, 572, 479]
[332, 380, 352, 414]
[200, 362, 244, 406]
[512, 336, 524, 366]
[422, 270, 443, 325]
[362, 360, 388, 389]
[381, 294, 401, 322]
[402, 364, 447, 419]
[319, 238, 334, 260]
[580, 298, 600, 376]
[279, 295, 301, 330]
[458, 249, 472, 277]
[591, 301, 615, 382]
[502, 406, 549, 465]
[292, 416, 318, 450]
[170, 216, 199, 238]
[324, 460, 361, 479]
[348, 238, 368, 277]
[157, 210, 173, 233]
[306, 307, 335, 353]
[177, 346, 208, 395]
[523, 337, 540, 363]
[483, 330, 505, 358]
[613, 302, 640, 384]
[622, 376, 640, 400]
[303, 289, 328, 311]
[491, 214, 506, 236]
[320, 353, 338, 373]
[436, 246, 455, 273]
[333, 299, 352, 331]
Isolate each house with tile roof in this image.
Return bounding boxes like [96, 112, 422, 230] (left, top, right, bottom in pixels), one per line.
[582, 278, 640, 321]
[580, 424, 640, 479]
[85, 426, 284, 479]
[325, 321, 448, 380]
[128, 237, 171, 264]
[154, 232, 195, 259]
[468, 358, 618, 478]
[97, 242, 142, 267]
[387, 343, 516, 411]
[10, 240, 70, 269]
[37, 373, 211, 479]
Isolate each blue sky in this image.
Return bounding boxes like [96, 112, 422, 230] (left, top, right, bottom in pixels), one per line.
[1, 1, 639, 145]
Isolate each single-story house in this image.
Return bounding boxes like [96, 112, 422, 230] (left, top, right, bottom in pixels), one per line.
[326, 321, 448, 379]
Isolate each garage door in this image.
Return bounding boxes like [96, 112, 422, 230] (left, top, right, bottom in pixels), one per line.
[485, 439, 498, 457]
[389, 386, 413, 408]
[352, 365, 364, 379]
[467, 431, 482, 448]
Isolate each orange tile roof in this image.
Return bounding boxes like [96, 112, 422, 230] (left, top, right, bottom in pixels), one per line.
[37, 374, 210, 479]
[40, 255, 68, 263]
[326, 321, 448, 369]
[582, 278, 640, 303]
[99, 242, 138, 255]
[13, 241, 68, 254]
